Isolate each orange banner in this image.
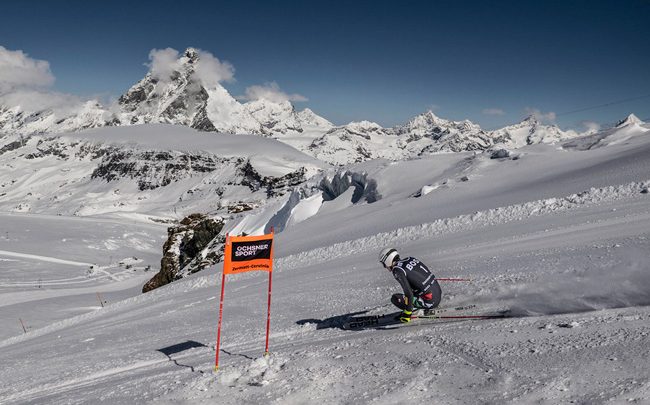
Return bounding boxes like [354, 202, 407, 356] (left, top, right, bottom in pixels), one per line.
[223, 233, 274, 275]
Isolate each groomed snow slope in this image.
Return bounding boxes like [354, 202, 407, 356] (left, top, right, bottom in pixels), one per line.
[0, 126, 649, 404]
[0, 213, 167, 340]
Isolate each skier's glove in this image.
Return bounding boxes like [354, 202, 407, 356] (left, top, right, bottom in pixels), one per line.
[399, 310, 412, 323]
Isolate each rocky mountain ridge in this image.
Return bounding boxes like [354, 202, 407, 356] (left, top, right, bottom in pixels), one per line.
[0, 48, 333, 139]
[0, 47, 611, 165]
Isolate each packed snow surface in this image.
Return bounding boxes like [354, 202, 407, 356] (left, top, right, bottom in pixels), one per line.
[1, 121, 650, 404]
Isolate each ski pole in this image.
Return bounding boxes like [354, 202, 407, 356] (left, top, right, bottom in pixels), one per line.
[436, 278, 471, 282]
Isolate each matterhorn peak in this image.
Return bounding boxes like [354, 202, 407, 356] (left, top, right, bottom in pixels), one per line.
[616, 113, 643, 128]
[184, 47, 200, 61]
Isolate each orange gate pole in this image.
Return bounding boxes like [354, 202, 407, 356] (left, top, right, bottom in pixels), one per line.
[214, 270, 227, 371]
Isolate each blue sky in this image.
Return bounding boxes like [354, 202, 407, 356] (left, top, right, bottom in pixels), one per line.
[1, 0, 649, 129]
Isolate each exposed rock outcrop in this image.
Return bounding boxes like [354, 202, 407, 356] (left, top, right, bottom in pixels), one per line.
[142, 213, 225, 292]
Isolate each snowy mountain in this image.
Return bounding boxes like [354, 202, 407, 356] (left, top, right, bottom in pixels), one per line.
[0, 100, 112, 136]
[0, 48, 332, 139]
[489, 115, 579, 148]
[561, 113, 650, 151]
[299, 112, 589, 165]
[299, 113, 497, 165]
[395, 111, 494, 155]
[616, 113, 643, 128]
[0, 46, 599, 166]
[243, 99, 324, 137]
[306, 121, 405, 165]
[118, 49, 266, 135]
[296, 107, 334, 129]
[117, 48, 333, 137]
[396, 110, 482, 138]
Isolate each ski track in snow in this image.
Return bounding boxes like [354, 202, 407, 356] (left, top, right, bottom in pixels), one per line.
[1, 359, 168, 404]
[0, 250, 93, 267]
[0, 273, 151, 308]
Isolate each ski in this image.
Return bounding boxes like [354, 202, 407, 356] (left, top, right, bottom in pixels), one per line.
[341, 312, 402, 330]
[341, 306, 510, 330]
[376, 313, 509, 330]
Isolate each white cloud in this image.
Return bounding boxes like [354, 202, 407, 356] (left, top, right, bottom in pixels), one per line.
[525, 107, 557, 123]
[0, 46, 55, 93]
[147, 48, 182, 82]
[241, 82, 308, 103]
[482, 108, 505, 116]
[0, 89, 84, 114]
[194, 50, 235, 85]
[581, 121, 601, 134]
[147, 48, 235, 86]
[0, 46, 88, 114]
[0, 46, 297, 115]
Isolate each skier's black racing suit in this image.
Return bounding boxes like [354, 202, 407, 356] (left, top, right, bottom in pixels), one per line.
[391, 257, 442, 312]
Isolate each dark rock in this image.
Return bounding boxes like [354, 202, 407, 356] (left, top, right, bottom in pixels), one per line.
[162, 84, 209, 127]
[119, 83, 151, 108]
[191, 106, 218, 132]
[90, 148, 223, 190]
[355, 146, 372, 161]
[143, 213, 225, 293]
[239, 159, 307, 197]
[0, 140, 24, 155]
[490, 149, 511, 159]
[24, 139, 70, 159]
[265, 167, 308, 197]
[227, 202, 258, 213]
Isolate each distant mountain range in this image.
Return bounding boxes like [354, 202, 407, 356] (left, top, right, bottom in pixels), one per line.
[0, 47, 645, 165]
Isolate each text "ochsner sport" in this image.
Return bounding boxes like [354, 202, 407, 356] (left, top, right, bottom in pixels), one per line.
[235, 244, 270, 257]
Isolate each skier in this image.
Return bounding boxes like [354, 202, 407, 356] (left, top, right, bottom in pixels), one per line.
[378, 248, 442, 323]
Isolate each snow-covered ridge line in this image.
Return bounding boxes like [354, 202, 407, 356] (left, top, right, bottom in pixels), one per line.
[275, 180, 650, 271]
